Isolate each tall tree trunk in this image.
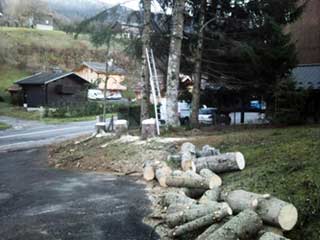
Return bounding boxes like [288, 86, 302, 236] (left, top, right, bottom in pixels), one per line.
[191, 0, 206, 127]
[166, 0, 185, 127]
[140, 0, 151, 123]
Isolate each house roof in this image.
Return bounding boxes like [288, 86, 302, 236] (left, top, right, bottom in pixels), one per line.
[292, 64, 320, 89]
[82, 62, 126, 75]
[16, 72, 89, 85]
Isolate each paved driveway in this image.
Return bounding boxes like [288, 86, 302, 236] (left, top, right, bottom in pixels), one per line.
[0, 117, 97, 152]
[0, 148, 158, 240]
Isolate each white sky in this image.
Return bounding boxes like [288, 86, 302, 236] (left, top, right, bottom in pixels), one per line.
[101, 0, 163, 12]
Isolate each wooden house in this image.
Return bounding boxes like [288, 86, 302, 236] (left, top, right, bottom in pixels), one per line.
[75, 62, 127, 97]
[14, 71, 89, 108]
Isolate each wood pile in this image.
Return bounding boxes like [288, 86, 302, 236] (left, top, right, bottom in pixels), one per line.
[143, 142, 298, 239]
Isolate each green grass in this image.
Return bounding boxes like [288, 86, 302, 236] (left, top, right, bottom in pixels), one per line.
[0, 122, 10, 130]
[0, 65, 29, 101]
[192, 126, 320, 240]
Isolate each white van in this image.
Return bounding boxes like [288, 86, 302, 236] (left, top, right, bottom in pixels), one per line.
[88, 89, 105, 100]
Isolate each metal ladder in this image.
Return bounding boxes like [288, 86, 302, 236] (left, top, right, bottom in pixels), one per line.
[146, 48, 161, 135]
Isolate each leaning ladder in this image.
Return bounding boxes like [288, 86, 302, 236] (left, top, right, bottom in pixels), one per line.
[146, 48, 160, 135]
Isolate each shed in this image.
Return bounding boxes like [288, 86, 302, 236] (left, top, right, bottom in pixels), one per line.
[15, 72, 89, 108]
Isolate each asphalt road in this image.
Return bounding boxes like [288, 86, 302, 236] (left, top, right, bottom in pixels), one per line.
[0, 148, 158, 240]
[0, 117, 97, 152]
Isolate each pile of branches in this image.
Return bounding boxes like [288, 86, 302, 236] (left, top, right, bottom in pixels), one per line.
[143, 142, 298, 240]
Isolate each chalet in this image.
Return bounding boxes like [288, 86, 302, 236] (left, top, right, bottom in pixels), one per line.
[75, 62, 127, 97]
[13, 71, 89, 108]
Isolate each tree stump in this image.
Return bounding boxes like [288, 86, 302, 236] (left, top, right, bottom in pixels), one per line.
[180, 142, 197, 171]
[141, 118, 156, 139]
[114, 119, 128, 136]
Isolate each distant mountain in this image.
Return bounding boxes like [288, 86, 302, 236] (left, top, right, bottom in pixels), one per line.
[45, 0, 134, 22]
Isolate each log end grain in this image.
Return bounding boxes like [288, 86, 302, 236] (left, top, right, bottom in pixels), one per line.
[235, 152, 246, 170]
[278, 204, 298, 231]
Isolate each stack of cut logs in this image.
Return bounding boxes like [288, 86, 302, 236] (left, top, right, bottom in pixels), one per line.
[143, 142, 298, 240]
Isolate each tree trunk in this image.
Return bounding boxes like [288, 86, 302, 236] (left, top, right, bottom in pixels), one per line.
[207, 209, 263, 240]
[165, 0, 185, 127]
[155, 162, 172, 187]
[140, 0, 151, 123]
[259, 232, 289, 240]
[166, 201, 232, 228]
[220, 190, 269, 213]
[256, 197, 298, 231]
[114, 119, 128, 136]
[165, 175, 212, 189]
[191, 0, 206, 127]
[180, 142, 196, 171]
[199, 187, 221, 204]
[199, 169, 222, 187]
[170, 209, 231, 237]
[162, 192, 196, 207]
[194, 152, 245, 173]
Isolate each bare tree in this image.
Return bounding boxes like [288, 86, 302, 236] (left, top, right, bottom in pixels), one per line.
[140, 0, 152, 122]
[166, 0, 185, 127]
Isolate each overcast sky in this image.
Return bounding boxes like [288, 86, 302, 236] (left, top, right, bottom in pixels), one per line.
[101, 0, 162, 12]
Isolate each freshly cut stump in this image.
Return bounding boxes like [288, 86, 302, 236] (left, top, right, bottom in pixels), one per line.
[143, 160, 155, 181]
[162, 192, 196, 207]
[199, 169, 222, 187]
[220, 190, 269, 213]
[207, 209, 263, 240]
[141, 118, 156, 139]
[199, 187, 221, 204]
[169, 208, 232, 237]
[257, 197, 298, 231]
[194, 152, 245, 173]
[259, 232, 290, 240]
[180, 142, 197, 171]
[166, 201, 232, 228]
[165, 175, 211, 189]
[114, 119, 128, 136]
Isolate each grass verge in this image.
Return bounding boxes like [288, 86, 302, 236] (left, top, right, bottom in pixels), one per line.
[0, 122, 10, 130]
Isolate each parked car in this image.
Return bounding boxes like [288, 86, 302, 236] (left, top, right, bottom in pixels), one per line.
[178, 101, 191, 124]
[106, 92, 122, 100]
[88, 89, 104, 100]
[198, 107, 217, 124]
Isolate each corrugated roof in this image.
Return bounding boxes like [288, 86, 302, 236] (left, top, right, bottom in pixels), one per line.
[82, 62, 126, 75]
[292, 64, 320, 90]
[16, 72, 88, 85]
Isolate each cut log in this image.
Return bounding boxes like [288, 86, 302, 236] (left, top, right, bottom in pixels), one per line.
[114, 119, 128, 136]
[169, 208, 231, 237]
[220, 190, 269, 213]
[143, 160, 155, 181]
[199, 187, 221, 204]
[199, 169, 222, 187]
[155, 163, 172, 187]
[259, 226, 284, 237]
[141, 118, 156, 139]
[207, 209, 263, 240]
[256, 197, 298, 231]
[180, 142, 196, 171]
[196, 145, 220, 157]
[196, 217, 232, 240]
[167, 154, 182, 163]
[194, 152, 245, 173]
[259, 232, 290, 240]
[166, 203, 195, 215]
[165, 175, 212, 189]
[183, 188, 206, 199]
[166, 201, 232, 228]
[162, 192, 196, 207]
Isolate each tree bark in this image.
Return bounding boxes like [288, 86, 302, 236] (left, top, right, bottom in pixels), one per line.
[140, 0, 151, 123]
[191, 0, 206, 127]
[143, 160, 155, 181]
[141, 118, 156, 139]
[256, 197, 298, 231]
[259, 232, 290, 240]
[196, 144, 220, 157]
[162, 192, 196, 207]
[165, 0, 185, 127]
[180, 142, 197, 171]
[199, 187, 221, 204]
[199, 169, 222, 187]
[155, 162, 172, 187]
[207, 209, 263, 240]
[220, 190, 268, 213]
[194, 152, 245, 173]
[169, 209, 231, 237]
[165, 175, 211, 189]
[259, 226, 284, 237]
[166, 201, 232, 228]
